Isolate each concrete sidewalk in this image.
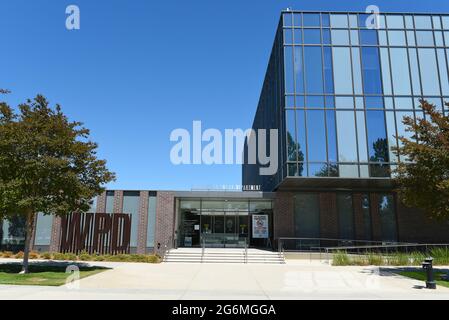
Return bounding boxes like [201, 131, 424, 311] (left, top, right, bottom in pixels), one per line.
[0, 259, 448, 300]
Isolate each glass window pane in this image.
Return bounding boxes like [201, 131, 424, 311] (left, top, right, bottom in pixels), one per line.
[386, 111, 398, 163]
[360, 30, 378, 45]
[284, 46, 294, 93]
[322, 14, 330, 27]
[286, 95, 294, 108]
[378, 15, 386, 29]
[339, 164, 359, 178]
[305, 96, 324, 108]
[356, 111, 368, 162]
[336, 96, 354, 109]
[443, 16, 449, 30]
[416, 31, 435, 46]
[293, 29, 302, 44]
[433, 16, 442, 29]
[395, 97, 413, 110]
[284, 29, 293, 44]
[361, 47, 383, 94]
[294, 193, 320, 238]
[351, 48, 363, 95]
[336, 111, 358, 162]
[286, 110, 297, 161]
[333, 47, 353, 94]
[349, 14, 358, 28]
[325, 96, 335, 109]
[418, 48, 441, 95]
[296, 110, 307, 171]
[293, 13, 302, 27]
[355, 97, 364, 109]
[283, 13, 293, 27]
[366, 110, 389, 163]
[365, 96, 384, 109]
[123, 192, 140, 247]
[414, 16, 432, 29]
[331, 29, 349, 45]
[350, 30, 359, 45]
[330, 14, 348, 28]
[326, 110, 337, 162]
[387, 15, 404, 29]
[405, 16, 414, 29]
[380, 48, 392, 95]
[304, 46, 323, 93]
[378, 195, 398, 242]
[388, 30, 406, 46]
[34, 213, 52, 246]
[378, 30, 387, 45]
[390, 48, 412, 95]
[307, 110, 326, 162]
[338, 194, 354, 240]
[361, 195, 372, 240]
[445, 32, 449, 46]
[294, 47, 304, 94]
[303, 13, 320, 27]
[406, 31, 416, 46]
[323, 47, 334, 93]
[437, 49, 449, 95]
[408, 49, 422, 95]
[435, 32, 444, 47]
[322, 29, 331, 44]
[146, 195, 157, 247]
[303, 29, 321, 44]
[384, 97, 393, 109]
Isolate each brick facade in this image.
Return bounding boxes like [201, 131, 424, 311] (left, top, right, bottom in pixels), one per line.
[136, 191, 149, 254]
[154, 191, 175, 255]
[273, 192, 295, 240]
[319, 193, 338, 239]
[48, 216, 62, 252]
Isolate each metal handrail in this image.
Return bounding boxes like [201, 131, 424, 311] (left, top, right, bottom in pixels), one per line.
[321, 243, 449, 264]
[277, 237, 414, 253]
[161, 235, 173, 260]
[201, 237, 205, 263]
[244, 238, 248, 264]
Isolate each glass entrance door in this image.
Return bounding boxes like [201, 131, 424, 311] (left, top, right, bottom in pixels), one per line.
[201, 213, 248, 248]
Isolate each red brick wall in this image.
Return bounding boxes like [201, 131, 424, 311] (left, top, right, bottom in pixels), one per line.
[136, 191, 149, 254]
[154, 191, 175, 255]
[273, 191, 295, 241]
[319, 193, 338, 239]
[396, 199, 449, 243]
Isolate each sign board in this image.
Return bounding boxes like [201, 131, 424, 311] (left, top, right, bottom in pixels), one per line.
[252, 214, 269, 239]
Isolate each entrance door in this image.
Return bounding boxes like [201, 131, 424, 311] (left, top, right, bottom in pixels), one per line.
[201, 213, 248, 248]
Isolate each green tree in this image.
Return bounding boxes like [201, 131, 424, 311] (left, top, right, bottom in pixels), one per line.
[0, 94, 115, 273]
[393, 99, 449, 220]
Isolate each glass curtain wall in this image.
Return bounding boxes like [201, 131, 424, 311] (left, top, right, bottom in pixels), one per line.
[282, 12, 449, 179]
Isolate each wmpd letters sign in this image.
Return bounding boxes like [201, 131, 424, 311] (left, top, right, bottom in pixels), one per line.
[252, 214, 269, 239]
[60, 212, 131, 255]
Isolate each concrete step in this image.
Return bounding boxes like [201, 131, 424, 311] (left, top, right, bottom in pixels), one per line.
[163, 248, 285, 264]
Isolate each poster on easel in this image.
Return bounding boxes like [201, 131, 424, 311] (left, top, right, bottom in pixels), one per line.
[252, 214, 268, 239]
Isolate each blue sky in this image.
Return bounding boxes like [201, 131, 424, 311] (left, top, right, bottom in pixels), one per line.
[1, 0, 448, 190]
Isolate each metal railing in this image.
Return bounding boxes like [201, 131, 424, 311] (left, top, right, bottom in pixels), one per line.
[201, 237, 206, 263]
[320, 243, 449, 264]
[278, 237, 409, 253]
[161, 236, 174, 260]
[244, 238, 248, 264]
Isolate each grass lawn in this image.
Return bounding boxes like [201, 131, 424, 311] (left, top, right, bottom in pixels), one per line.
[0, 262, 109, 286]
[397, 270, 449, 288]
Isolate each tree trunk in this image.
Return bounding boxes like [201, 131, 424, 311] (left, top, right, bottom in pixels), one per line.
[20, 210, 35, 274]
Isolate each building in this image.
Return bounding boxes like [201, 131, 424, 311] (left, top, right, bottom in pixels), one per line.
[2, 10, 449, 254]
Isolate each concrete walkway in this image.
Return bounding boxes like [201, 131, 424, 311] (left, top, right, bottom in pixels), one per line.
[0, 259, 449, 300]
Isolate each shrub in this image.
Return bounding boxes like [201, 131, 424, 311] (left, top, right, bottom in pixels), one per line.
[14, 251, 24, 259]
[29, 251, 40, 259]
[387, 253, 410, 266]
[366, 253, 384, 266]
[1, 251, 13, 258]
[430, 248, 449, 265]
[40, 252, 53, 260]
[52, 252, 68, 261]
[332, 251, 351, 266]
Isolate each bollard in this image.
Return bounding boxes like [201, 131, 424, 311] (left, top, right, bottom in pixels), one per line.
[422, 257, 436, 289]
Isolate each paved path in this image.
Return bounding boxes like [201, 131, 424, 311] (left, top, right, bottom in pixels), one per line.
[0, 259, 449, 300]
